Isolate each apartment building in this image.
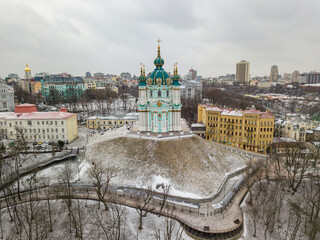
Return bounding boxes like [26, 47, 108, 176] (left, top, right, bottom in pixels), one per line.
[86, 113, 138, 130]
[198, 104, 274, 153]
[0, 104, 78, 143]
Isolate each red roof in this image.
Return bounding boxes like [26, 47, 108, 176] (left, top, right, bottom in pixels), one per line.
[15, 104, 37, 113]
[1, 104, 75, 120]
[0, 111, 76, 120]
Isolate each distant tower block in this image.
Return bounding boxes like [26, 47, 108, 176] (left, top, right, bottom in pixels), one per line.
[270, 65, 279, 82]
[236, 60, 250, 84]
[24, 64, 32, 79]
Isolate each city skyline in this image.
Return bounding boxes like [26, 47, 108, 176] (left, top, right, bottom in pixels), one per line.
[1, 0, 320, 78]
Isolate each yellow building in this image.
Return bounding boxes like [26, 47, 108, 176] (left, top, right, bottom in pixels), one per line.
[86, 113, 138, 130]
[22, 80, 41, 94]
[198, 104, 274, 153]
[85, 80, 97, 90]
[0, 104, 78, 143]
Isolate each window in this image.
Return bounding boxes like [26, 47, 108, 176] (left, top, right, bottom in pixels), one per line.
[158, 90, 161, 97]
[55, 121, 57, 125]
[61, 121, 64, 125]
[56, 129, 58, 132]
[42, 121, 44, 125]
[150, 90, 153, 97]
[167, 89, 169, 97]
[9, 123, 12, 127]
[62, 128, 64, 132]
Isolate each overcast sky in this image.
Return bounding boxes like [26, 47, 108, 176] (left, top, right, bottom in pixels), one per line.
[1, 0, 320, 78]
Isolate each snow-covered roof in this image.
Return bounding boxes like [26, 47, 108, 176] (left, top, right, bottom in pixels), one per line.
[221, 110, 243, 117]
[313, 126, 320, 131]
[87, 116, 98, 120]
[273, 137, 297, 143]
[0, 111, 76, 120]
[191, 123, 205, 128]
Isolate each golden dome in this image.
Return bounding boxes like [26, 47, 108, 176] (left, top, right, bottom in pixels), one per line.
[25, 64, 31, 72]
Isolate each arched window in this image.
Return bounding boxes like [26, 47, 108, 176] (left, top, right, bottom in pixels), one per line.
[150, 90, 153, 97]
[158, 90, 161, 97]
[167, 89, 169, 97]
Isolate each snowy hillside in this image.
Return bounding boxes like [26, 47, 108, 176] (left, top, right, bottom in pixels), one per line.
[82, 127, 247, 197]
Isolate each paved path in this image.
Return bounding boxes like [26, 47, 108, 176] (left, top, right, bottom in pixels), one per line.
[0, 182, 247, 239]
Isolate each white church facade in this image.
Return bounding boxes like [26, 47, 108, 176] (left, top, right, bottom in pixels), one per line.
[138, 44, 182, 133]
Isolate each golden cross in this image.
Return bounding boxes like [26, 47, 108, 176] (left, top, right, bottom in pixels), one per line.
[140, 62, 143, 68]
[175, 62, 178, 68]
[157, 38, 161, 47]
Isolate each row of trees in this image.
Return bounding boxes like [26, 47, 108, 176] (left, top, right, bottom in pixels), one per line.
[0, 135, 183, 240]
[245, 142, 320, 239]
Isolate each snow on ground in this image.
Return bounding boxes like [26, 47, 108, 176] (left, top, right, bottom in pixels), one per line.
[0, 199, 194, 240]
[79, 126, 247, 197]
[150, 175, 202, 199]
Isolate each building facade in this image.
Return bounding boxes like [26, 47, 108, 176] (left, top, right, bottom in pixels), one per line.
[307, 72, 320, 84]
[86, 113, 138, 130]
[0, 83, 14, 112]
[198, 104, 274, 153]
[270, 65, 279, 82]
[236, 60, 250, 84]
[138, 44, 182, 133]
[41, 77, 86, 102]
[0, 104, 78, 143]
[180, 80, 202, 99]
[274, 117, 318, 142]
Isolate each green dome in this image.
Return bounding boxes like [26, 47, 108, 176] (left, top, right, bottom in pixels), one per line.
[172, 67, 181, 86]
[138, 68, 147, 86]
[146, 45, 171, 85]
[148, 68, 170, 85]
[153, 46, 164, 68]
[154, 56, 164, 67]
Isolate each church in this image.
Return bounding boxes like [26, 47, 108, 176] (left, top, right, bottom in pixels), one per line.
[138, 42, 182, 133]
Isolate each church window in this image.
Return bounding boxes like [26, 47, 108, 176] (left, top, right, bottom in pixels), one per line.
[158, 90, 161, 97]
[150, 90, 153, 97]
[167, 89, 169, 97]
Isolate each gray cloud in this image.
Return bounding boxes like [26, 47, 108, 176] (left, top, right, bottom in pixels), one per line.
[0, 0, 319, 78]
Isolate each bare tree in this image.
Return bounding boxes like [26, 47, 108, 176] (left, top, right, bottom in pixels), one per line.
[158, 184, 171, 214]
[153, 210, 183, 240]
[89, 161, 117, 211]
[271, 142, 313, 194]
[136, 188, 155, 230]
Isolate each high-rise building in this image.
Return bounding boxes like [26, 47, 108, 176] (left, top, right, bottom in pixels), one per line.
[270, 65, 279, 82]
[186, 68, 197, 80]
[292, 70, 300, 83]
[24, 64, 32, 80]
[85, 72, 92, 78]
[307, 72, 320, 84]
[138, 43, 182, 133]
[236, 60, 250, 84]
